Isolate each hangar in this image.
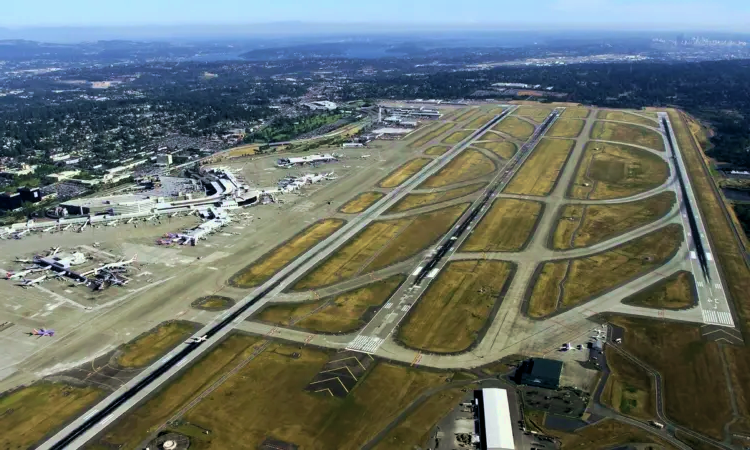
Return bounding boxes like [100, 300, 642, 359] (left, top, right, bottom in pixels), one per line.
[474, 388, 515, 450]
[516, 358, 563, 390]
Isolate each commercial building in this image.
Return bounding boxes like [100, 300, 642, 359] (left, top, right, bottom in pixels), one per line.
[516, 358, 563, 390]
[156, 153, 173, 166]
[303, 100, 338, 111]
[276, 153, 337, 168]
[475, 389, 515, 450]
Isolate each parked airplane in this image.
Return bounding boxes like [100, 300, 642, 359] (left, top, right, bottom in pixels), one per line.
[19, 275, 48, 287]
[30, 328, 55, 337]
[106, 220, 119, 227]
[126, 217, 135, 225]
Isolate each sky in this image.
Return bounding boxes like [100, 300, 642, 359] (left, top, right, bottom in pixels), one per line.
[2, 0, 749, 31]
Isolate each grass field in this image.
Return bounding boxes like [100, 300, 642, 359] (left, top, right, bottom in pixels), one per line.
[256, 275, 405, 332]
[505, 138, 575, 196]
[546, 118, 585, 138]
[473, 141, 517, 160]
[491, 116, 535, 140]
[560, 107, 590, 119]
[598, 110, 659, 127]
[378, 158, 432, 188]
[591, 121, 665, 152]
[420, 149, 496, 188]
[191, 295, 235, 311]
[552, 191, 676, 249]
[442, 130, 473, 145]
[93, 335, 457, 449]
[601, 349, 656, 421]
[543, 418, 680, 450]
[622, 271, 696, 310]
[388, 183, 485, 213]
[371, 387, 470, 450]
[461, 199, 543, 252]
[293, 204, 467, 290]
[608, 316, 733, 440]
[465, 114, 496, 130]
[528, 224, 683, 317]
[514, 105, 553, 123]
[230, 219, 345, 288]
[0, 382, 103, 449]
[399, 260, 513, 353]
[722, 345, 750, 435]
[568, 142, 669, 200]
[424, 145, 450, 156]
[116, 321, 195, 368]
[451, 108, 481, 123]
[410, 122, 455, 148]
[340, 192, 385, 214]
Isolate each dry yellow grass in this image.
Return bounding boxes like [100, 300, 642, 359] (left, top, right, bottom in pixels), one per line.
[293, 204, 468, 290]
[465, 114, 496, 130]
[95, 335, 456, 450]
[528, 224, 683, 317]
[410, 122, 455, 148]
[230, 219, 345, 288]
[372, 387, 471, 450]
[609, 316, 732, 440]
[442, 130, 473, 145]
[0, 382, 103, 449]
[473, 141, 517, 160]
[340, 192, 385, 214]
[461, 199, 543, 252]
[553, 191, 676, 249]
[256, 275, 405, 332]
[569, 142, 669, 200]
[388, 183, 485, 213]
[514, 105, 553, 123]
[491, 116, 535, 140]
[420, 149, 496, 188]
[399, 261, 513, 353]
[451, 108, 481, 123]
[597, 110, 659, 127]
[545, 418, 680, 450]
[424, 145, 449, 156]
[546, 118, 585, 138]
[116, 321, 195, 368]
[591, 121, 665, 151]
[378, 158, 432, 188]
[622, 271, 696, 310]
[560, 107, 590, 119]
[601, 349, 657, 421]
[505, 138, 574, 196]
[191, 295, 234, 311]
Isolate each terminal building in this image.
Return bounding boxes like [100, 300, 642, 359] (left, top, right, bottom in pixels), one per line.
[474, 388, 515, 450]
[516, 358, 563, 390]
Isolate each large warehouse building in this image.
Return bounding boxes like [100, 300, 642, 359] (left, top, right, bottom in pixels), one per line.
[475, 388, 515, 450]
[516, 358, 563, 390]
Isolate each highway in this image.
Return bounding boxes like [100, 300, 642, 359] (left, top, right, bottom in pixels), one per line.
[346, 108, 563, 354]
[37, 107, 516, 450]
[659, 112, 735, 327]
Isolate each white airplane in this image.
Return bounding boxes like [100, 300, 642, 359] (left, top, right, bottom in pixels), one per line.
[6, 268, 46, 280]
[126, 217, 135, 224]
[13, 230, 30, 239]
[361, 154, 371, 159]
[89, 255, 138, 275]
[106, 220, 119, 227]
[170, 212, 179, 218]
[324, 171, 337, 181]
[19, 274, 47, 287]
[78, 221, 89, 233]
[42, 226, 56, 233]
[50, 247, 60, 256]
[61, 224, 73, 231]
[186, 335, 208, 344]
[144, 215, 157, 222]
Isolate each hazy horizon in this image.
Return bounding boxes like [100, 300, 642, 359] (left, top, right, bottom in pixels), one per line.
[1, 0, 749, 42]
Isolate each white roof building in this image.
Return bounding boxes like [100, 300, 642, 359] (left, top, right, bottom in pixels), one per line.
[478, 389, 515, 450]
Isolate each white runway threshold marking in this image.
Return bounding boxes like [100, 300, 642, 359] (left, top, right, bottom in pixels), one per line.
[346, 335, 384, 354]
[702, 309, 734, 326]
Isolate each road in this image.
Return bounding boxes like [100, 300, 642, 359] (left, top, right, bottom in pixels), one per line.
[36, 108, 517, 450]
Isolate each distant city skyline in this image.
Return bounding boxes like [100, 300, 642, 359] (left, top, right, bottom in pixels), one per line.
[2, 0, 749, 32]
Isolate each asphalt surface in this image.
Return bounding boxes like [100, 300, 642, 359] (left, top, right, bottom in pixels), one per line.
[659, 112, 735, 327]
